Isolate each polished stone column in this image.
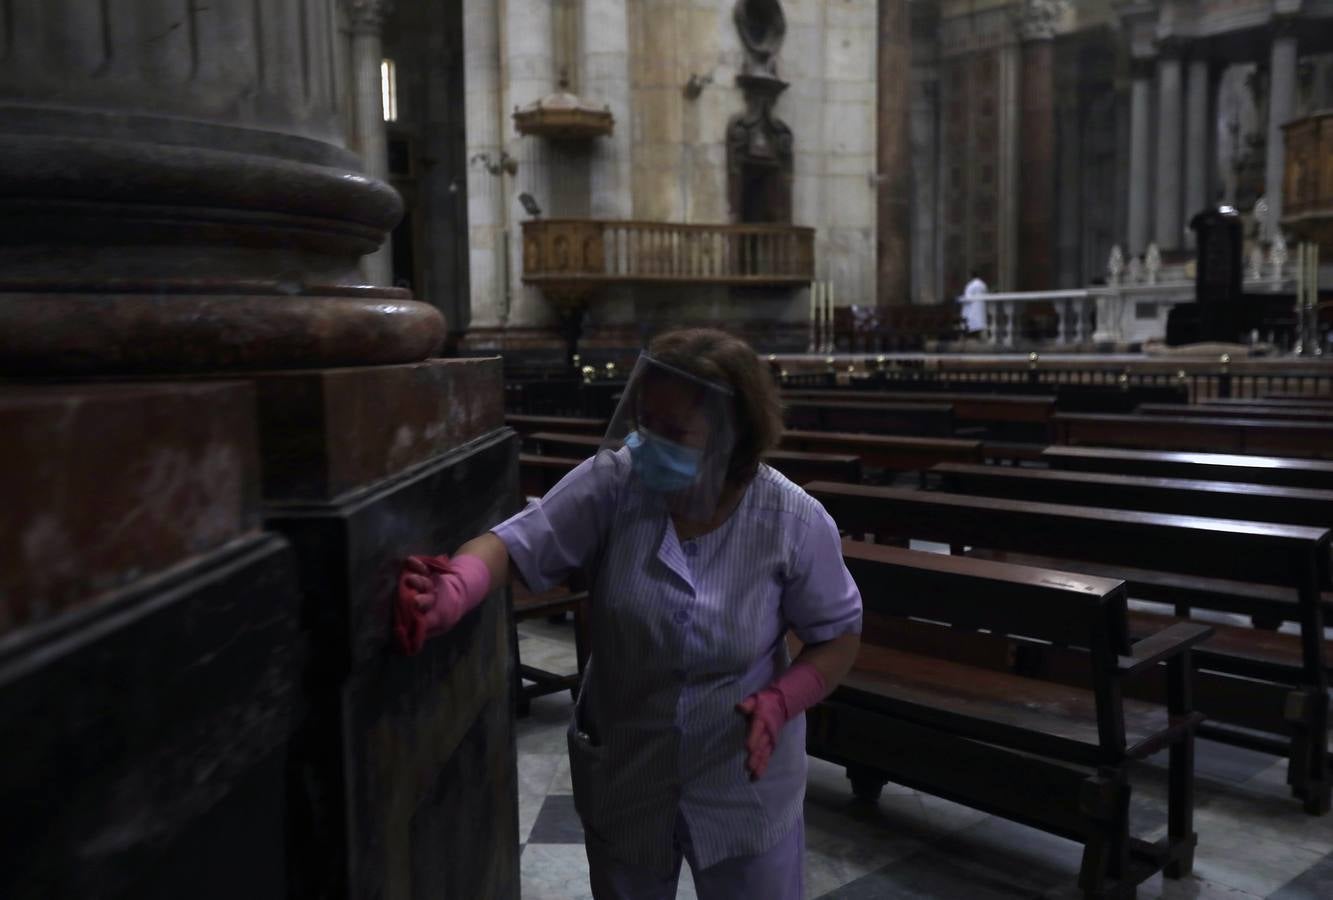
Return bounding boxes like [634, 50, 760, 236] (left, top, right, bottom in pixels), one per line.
[583, 0, 632, 220]
[1016, 0, 1062, 290]
[877, 0, 912, 305]
[463, 0, 507, 331]
[0, 0, 440, 374]
[504, 0, 556, 333]
[347, 0, 395, 286]
[1183, 54, 1211, 240]
[1265, 17, 1299, 240]
[1154, 44, 1183, 249]
[1126, 58, 1154, 256]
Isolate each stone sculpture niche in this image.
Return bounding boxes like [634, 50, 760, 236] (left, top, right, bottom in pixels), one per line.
[729, 0, 794, 223]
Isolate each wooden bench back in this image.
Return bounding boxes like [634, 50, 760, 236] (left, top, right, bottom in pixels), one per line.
[842, 540, 1129, 654]
[1137, 403, 1333, 422]
[1043, 445, 1333, 491]
[1053, 412, 1333, 460]
[783, 389, 1055, 424]
[784, 400, 955, 437]
[807, 482, 1330, 590]
[781, 430, 982, 470]
[521, 435, 862, 484]
[932, 462, 1333, 529]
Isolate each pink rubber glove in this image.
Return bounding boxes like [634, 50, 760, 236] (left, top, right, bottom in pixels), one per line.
[735, 661, 827, 780]
[395, 553, 492, 655]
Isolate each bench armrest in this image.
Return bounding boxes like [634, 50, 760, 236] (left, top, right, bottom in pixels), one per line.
[1116, 622, 1214, 676]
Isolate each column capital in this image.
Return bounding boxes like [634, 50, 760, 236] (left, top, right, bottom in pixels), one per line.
[345, 0, 394, 36]
[1015, 0, 1068, 42]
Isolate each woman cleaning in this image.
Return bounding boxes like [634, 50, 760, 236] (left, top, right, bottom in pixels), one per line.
[396, 328, 862, 899]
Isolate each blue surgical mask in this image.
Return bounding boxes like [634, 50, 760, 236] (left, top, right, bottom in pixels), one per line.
[625, 428, 702, 493]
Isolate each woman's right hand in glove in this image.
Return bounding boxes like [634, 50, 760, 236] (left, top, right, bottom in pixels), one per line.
[395, 553, 492, 655]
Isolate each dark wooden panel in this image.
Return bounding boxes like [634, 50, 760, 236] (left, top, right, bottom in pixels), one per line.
[0, 535, 302, 900]
[270, 429, 522, 900]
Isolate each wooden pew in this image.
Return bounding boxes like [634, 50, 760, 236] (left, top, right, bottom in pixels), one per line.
[519, 453, 584, 497]
[783, 400, 954, 437]
[1137, 403, 1333, 422]
[1263, 393, 1333, 404]
[1052, 412, 1333, 460]
[931, 462, 1333, 530]
[509, 580, 589, 717]
[522, 434, 863, 484]
[811, 541, 1206, 894]
[1043, 445, 1333, 492]
[783, 389, 1056, 426]
[506, 413, 608, 436]
[804, 482, 1332, 813]
[781, 430, 982, 473]
[1205, 400, 1333, 413]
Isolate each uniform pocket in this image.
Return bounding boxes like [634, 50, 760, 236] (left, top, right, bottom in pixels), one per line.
[567, 722, 609, 833]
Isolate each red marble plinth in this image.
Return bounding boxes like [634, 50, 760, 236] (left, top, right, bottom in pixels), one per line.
[0, 381, 261, 634]
[251, 357, 505, 502]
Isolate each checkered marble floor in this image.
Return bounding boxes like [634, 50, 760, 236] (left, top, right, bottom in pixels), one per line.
[515, 616, 1333, 900]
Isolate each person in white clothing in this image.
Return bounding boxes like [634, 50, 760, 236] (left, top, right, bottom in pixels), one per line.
[959, 270, 989, 337]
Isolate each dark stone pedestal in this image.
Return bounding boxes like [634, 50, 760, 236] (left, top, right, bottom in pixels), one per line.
[260, 359, 522, 900]
[0, 533, 304, 900]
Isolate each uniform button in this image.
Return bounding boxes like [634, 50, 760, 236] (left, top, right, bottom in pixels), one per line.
[673, 610, 690, 625]
[683, 541, 698, 557]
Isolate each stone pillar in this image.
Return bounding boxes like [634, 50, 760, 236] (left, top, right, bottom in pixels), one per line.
[1183, 54, 1211, 240]
[877, 0, 912, 305]
[1154, 44, 1184, 249]
[0, 4, 518, 900]
[583, 0, 632, 221]
[0, 0, 441, 374]
[463, 0, 507, 331]
[1016, 0, 1062, 290]
[347, 1, 395, 286]
[1264, 17, 1300, 240]
[997, 40, 1023, 291]
[504, 0, 557, 335]
[910, 64, 940, 305]
[1126, 58, 1154, 256]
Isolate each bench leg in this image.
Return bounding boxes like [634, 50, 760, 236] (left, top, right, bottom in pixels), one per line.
[1077, 769, 1131, 899]
[1285, 686, 1331, 815]
[845, 765, 887, 802]
[1165, 653, 1197, 878]
[510, 609, 531, 718]
[1164, 733, 1197, 878]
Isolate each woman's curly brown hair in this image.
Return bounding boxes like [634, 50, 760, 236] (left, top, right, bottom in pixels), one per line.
[646, 328, 783, 485]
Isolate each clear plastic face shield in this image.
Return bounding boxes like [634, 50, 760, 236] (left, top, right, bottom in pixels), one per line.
[600, 353, 738, 523]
